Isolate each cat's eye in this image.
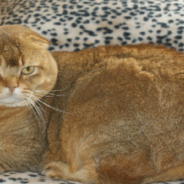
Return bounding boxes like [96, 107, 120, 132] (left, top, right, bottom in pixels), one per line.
[21, 66, 35, 75]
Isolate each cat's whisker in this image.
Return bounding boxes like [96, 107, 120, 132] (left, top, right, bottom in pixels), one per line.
[25, 97, 46, 128]
[34, 90, 69, 97]
[30, 95, 69, 114]
[35, 93, 69, 98]
[25, 99, 47, 135]
[25, 99, 41, 126]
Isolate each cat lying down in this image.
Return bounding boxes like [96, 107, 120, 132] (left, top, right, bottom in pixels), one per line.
[0, 25, 184, 184]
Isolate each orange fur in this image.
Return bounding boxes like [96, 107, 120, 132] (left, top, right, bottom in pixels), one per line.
[1, 25, 184, 184]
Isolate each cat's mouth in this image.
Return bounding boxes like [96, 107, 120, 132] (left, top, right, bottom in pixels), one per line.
[0, 95, 27, 107]
[0, 88, 33, 107]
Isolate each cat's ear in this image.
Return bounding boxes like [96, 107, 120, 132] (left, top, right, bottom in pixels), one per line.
[26, 33, 51, 49]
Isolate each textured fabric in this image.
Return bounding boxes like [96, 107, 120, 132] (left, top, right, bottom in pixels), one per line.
[0, 0, 184, 52]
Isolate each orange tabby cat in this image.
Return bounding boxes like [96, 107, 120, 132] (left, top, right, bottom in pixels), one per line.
[1, 25, 184, 184]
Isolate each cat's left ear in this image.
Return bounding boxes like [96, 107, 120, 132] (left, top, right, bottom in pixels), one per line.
[26, 33, 51, 49]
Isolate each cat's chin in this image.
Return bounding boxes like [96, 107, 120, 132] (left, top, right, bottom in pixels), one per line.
[0, 99, 29, 107]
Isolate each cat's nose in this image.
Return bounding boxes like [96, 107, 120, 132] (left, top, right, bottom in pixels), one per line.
[7, 86, 17, 93]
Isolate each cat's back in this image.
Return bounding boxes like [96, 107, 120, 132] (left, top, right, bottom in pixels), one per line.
[53, 44, 184, 149]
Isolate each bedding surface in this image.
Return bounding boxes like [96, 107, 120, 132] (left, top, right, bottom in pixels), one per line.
[0, 0, 184, 183]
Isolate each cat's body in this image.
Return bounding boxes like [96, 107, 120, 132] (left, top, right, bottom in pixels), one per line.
[1, 25, 184, 184]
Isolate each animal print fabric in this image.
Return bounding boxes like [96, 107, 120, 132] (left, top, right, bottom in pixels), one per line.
[0, 0, 184, 52]
[1, 0, 184, 184]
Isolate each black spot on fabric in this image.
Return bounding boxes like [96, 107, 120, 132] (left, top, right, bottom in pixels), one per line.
[59, 18, 66, 22]
[96, 27, 113, 34]
[122, 10, 127, 13]
[51, 38, 58, 43]
[143, 17, 149, 21]
[140, 32, 145, 35]
[132, 39, 137, 43]
[167, 31, 172, 35]
[84, 30, 97, 36]
[168, 19, 174, 23]
[105, 36, 113, 40]
[42, 31, 47, 35]
[123, 32, 131, 37]
[34, 13, 40, 17]
[152, 18, 157, 22]
[74, 43, 80, 47]
[122, 27, 129, 30]
[63, 9, 68, 15]
[118, 37, 123, 41]
[83, 20, 90, 24]
[178, 30, 183, 34]
[9, 178, 17, 181]
[12, 19, 22, 24]
[0, 179, 6, 183]
[54, 22, 61, 25]
[114, 25, 120, 29]
[74, 48, 80, 52]
[50, 33, 57, 36]
[65, 43, 69, 47]
[155, 14, 162, 17]
[111, 16, 117, 19]
[79, 25, 85, 29]
[166, 38, 171, 42]
[158, 22, 169, 28]
[129, 12, 136, 16]
[147, 36, 152, 41]
[75, 37, 80, 40]
[175, 35, 182, 39]
[124, 16, 131, 20]
[67, 38, 72, 42]
[138, 37, 143, 41]
[68, 17, 73, 20]
[122, 41, 127, 45]
[157, 30, 161, 34]
[179, 43, 184, 47]
[71, 23, 77, 27]
[95, 40, 100, 44]
[104, 40, 110, 44]
[157, 40, 163, 44]
[83, 43, 94, 48]
[157, 35, 167, 40]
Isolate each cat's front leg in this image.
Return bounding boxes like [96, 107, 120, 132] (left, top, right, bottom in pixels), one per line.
[43, 161, 99, 184]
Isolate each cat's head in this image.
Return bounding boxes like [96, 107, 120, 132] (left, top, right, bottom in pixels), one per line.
[0, 25, 58, 107]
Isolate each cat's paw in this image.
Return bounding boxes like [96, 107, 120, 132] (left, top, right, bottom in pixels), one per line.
[43, 161, 69, 179]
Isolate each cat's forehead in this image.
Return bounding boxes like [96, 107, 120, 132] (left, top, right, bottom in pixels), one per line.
[0, 43, 40, 67]
[0, 44, 22, 66]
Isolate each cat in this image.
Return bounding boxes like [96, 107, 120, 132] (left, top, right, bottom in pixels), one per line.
[1, 25, 184, 184]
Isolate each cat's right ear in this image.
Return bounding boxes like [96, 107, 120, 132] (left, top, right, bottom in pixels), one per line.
[26, 32, 51, 49]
